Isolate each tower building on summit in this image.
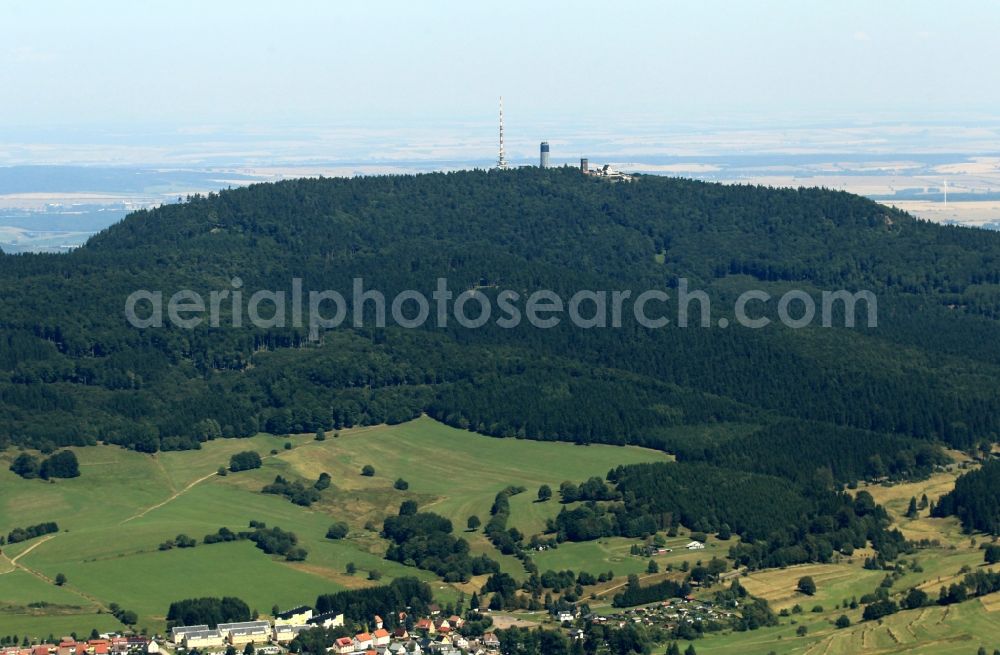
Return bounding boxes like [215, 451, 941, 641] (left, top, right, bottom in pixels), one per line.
[496, 96, 508, 170]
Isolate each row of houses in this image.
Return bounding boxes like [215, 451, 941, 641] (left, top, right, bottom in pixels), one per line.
[1, 637, 156, 655]
[168, 610, 500, 655]
[321, 616, 498, 655]
[328, 632, 500, 655]
[171, 618, 331, 650]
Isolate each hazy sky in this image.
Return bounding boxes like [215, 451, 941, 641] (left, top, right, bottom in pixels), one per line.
[2, 0, 998, 132]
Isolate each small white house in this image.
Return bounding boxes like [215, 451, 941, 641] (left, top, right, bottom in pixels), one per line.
[686, 540, 705, 550]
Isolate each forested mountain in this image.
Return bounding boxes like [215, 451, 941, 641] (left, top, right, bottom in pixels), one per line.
[1, 167, 999, 469]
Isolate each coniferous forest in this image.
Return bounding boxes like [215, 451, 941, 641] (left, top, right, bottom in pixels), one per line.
[932, 460, 1000, 534]
[2, 167, 1000, 548]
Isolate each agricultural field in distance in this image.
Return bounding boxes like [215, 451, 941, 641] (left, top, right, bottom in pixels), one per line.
[0, 416, 669, 637]
[691, 461, 1000, 655]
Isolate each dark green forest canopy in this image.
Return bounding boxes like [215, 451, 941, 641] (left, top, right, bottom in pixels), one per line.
[933, 460, 1000, 534]
[1, 167, 999, 459]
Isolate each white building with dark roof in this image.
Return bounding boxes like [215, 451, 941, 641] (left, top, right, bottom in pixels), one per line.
[273, 625, 309, 644]
[170, 626, 209, 644]
[180, 630, 224, 650]
[306, 611, 344, 629]
[274, 606, 313, 627]
[217, 621, 271, 646]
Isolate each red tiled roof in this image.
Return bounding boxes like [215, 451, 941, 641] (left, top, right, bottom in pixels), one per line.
[373, 629, 390, 638]
[354, 632, 371, 641]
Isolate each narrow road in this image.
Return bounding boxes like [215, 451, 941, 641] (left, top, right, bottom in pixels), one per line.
[116, 433, 340, 525]
[10, 533, 56, 564]
[0, 534, 110, 611]
[119, 470, 218, 524]
[0, 534, 57, 575]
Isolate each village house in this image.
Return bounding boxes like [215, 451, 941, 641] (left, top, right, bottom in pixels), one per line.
[372, 629, 391, 647]
[56, 640, 84, 655]
[353, 632, 373, 651]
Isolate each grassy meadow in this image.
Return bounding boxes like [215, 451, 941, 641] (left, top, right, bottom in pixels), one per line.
[0, 416, 669, 637]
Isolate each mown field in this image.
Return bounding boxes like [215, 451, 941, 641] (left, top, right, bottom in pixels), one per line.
[696, 593, 1000, 655]
[693, 466, 1000, 655]
[0, 416, 669, 637]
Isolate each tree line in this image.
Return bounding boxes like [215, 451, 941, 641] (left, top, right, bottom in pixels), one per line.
[932, 460, 1000, 534]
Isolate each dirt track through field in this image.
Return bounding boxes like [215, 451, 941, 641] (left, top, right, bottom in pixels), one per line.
[0, 533, 56, 574]
[119, 470, 219, 524]
[114, 429, 381, 525]
[0, 534, 109, 611]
